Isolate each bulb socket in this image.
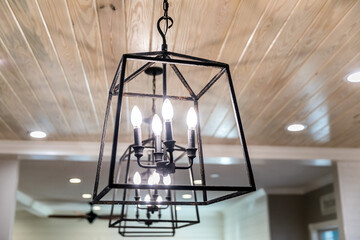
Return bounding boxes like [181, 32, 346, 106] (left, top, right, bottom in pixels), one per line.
[186, 147, 197, 160]
[133, 146, 144, 159]
[163, 140, 176, 152]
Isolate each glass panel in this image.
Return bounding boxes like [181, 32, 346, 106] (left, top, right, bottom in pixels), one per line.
[319, 228, 339, 240]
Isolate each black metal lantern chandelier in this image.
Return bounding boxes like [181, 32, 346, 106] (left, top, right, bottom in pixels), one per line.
[107, 68, 200, 237]
[92, 0, 256, 211]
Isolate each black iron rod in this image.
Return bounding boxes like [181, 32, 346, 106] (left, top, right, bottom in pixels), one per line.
[167, 51, 227, 66]
[93, 186, 111, 202]
[93, 191, 252, 206]
[124, 62, 154, 84]
[110, 184, 254, 191]
[125, 54, 226, 68]
[120, 149, 132, 221]
[169, 63, 196, 99]
[189, 166, 200, 224]
[196, 68, 226, 100]
[123, 92, 193, 101]
[194, 100, 207, 201]
[110, 57, 123, 93]
[118, 219, 199, 224]
[92, 94, 112, 199]
[108, 57, 127, 185]
[225, 66, 256, 189]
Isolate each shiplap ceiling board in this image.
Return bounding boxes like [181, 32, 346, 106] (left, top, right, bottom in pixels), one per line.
[0, 0, 359, 147]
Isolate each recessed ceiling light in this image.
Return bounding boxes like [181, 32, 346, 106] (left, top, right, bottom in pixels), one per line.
[176, 206, 181, 211]
[29, 130, 47, 138]
[93, 206, 101, 211]
[82, 193, 92, 199]
[346, 71, 360, 83]
[69, 178, 81, 184]
[286, 123, 306, 132]
[182, 194, 192, 199]
[210, 173, 219, 178]
[193, 180, 202, 185]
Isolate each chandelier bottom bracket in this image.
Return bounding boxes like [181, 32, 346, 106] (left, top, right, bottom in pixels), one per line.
[156, 161, 175, 175]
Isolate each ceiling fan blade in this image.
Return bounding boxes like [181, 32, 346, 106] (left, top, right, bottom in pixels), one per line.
[48, 215, 87, 219]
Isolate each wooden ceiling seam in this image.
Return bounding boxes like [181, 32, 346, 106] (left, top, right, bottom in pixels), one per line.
[284, 48, 360, 146]
[92, 0, 115, 128]
[4, 0, 74, 136]
[0, 115, 18, 139]
[245, 0, 358, 139]
[0, 72, 41, 134]
[214, 0, 243, 63]
[234, 0, 358, 145]
[0, 0, 359, 146]
[66, 0, 115, 135]
[9, 0, 92, 137]
[63, 0, 101, 130]
[0, 98, 28, 138]
[34, 0, 88, 136]
[0, 37, 59, 137]
[201, 0, 244, 136]
[192, 0, 270, 137]
[223, 0, 301, 139]
[233, 0, 329, 132]
[148, 0, 156, 52]
[231, 0, 273, 75]
[283, 31, 360, 146]
[276, 38, 360, 146]
[309, 54, 360, 145]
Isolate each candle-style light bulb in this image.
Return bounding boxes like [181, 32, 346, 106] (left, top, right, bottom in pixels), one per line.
[186, 107, 197, 129]
[148, 174, 154, 185]
[162, 99, 174, 141]
[163, 175, 171, 185]
[144, 194, 151, 202]
[152, 114, 162, 135]
[156, 196, 163, 208]
[131, 106, 143, 146]
[152, 114, 163, 153]
[153, 171, 160, 185]
[133, 171, 141, 201]
[187, 107, 197, 148]
[162, 99, 174, 121]
[131, 106, 142, 128]
[133, 172, 141, 185]
[157, 196, 163, 202]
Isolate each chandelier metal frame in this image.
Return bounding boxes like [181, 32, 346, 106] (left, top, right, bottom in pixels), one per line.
[92, 0, 256, 207]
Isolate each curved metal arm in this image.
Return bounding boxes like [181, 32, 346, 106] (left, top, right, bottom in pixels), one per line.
[137, 156, 157, 169]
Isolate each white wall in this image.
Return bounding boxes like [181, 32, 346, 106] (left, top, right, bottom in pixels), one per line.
[222, 189, 270, 240]
[13, 210, 223, 240]
[334, 162, 360, 240]
[0, 159, 19, 240]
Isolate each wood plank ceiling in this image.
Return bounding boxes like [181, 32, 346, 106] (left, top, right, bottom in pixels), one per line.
[0, 0, 360, 147]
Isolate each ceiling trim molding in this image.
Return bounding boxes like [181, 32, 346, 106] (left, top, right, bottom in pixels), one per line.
[265, 174, 334, 195]
[0, 140, 359, 161]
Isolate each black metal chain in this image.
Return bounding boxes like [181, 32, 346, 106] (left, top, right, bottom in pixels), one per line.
[157, 0, 173, 51]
